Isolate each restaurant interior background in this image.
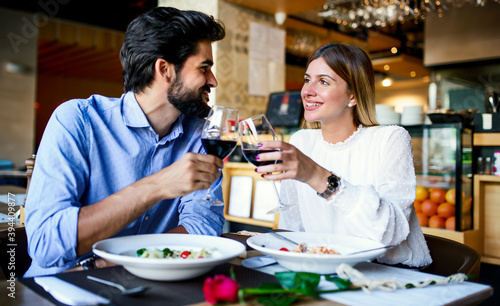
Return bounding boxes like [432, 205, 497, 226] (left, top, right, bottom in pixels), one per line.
[1, 0, 500, 243]
[1, 0, 500, 304]
[1, 0, 499, 170]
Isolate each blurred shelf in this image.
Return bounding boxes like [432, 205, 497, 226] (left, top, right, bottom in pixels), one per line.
[224, 215, 275, 228]
[0, 171, 26, 178]
[473, 133, 500, 146]
[474, 175, 500, 265]
[222, 162, 279, 229]
[474, 174, 500, 183]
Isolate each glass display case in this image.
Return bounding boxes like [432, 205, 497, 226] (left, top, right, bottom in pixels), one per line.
[403, 122, 473, 232]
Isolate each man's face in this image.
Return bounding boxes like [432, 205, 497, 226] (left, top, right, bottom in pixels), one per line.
[168, 41, 218, 118]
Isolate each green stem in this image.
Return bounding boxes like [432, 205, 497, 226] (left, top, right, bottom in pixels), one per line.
[238, 288, 303, 305]
[240, 288, 303, 295]
[317, 287, 362, 294]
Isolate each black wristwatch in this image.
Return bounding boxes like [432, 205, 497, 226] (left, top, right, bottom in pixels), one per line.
[317, 172, 341, 199]
[76, 254, 97, 270]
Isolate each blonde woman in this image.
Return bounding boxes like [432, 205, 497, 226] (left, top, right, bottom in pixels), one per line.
[255, 43, 431, 268]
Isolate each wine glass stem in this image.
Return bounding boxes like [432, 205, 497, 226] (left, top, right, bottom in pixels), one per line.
[270, 176, 284, 207]
[203, 168, 222, 201]
[203, 186, 212, 201]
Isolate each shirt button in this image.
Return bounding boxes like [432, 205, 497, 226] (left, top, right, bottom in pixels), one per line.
[144, 215, 150, 221]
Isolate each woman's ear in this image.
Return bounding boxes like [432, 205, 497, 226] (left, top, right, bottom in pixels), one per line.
[154, 58, 175, 83]
[348, 94, 356, 107]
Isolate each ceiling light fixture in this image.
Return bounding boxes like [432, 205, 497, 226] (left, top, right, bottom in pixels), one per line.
[382, 77, 393, 87]
[275, 12, 287, 25]
[319, 0, 497, 29]
[287, 30, 321, 58]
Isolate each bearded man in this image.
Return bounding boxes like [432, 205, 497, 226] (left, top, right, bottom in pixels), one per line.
[24, 7, 227, 277]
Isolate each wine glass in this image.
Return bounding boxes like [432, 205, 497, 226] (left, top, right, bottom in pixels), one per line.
[198, 106, 239, 206]
[239, 114, 294, 214]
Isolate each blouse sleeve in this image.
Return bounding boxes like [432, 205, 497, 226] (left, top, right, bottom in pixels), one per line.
[278, 179, 304, 231]
[330, 127, 417, 248]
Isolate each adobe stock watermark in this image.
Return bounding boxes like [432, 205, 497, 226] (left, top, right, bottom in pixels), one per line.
[5, 193, 18, 299]
[7, 0, 71, 54]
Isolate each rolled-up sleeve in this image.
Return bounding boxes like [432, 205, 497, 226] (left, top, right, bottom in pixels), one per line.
[177, 176, 225, 236]
[25, 101, 90, 269]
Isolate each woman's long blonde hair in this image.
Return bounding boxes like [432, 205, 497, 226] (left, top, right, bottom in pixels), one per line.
[302, 43, 379, 129]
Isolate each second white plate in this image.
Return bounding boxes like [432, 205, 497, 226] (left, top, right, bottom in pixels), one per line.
[247, 232, 387, 274]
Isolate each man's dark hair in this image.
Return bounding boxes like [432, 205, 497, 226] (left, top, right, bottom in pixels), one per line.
[120, 7, 225, 93]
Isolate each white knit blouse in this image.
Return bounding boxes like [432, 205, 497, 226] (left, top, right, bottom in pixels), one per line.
[278, 125, 432, 267]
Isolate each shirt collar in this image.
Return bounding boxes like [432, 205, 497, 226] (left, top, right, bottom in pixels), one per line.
[122, 91, 151, 128]
[163, 115, 185, 142]
[122, 91, 186, 142]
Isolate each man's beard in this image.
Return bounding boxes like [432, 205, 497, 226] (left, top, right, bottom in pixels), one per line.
[168, 77, 211, 119]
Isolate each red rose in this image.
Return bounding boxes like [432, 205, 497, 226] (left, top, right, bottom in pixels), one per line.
[203, 274, 239, 304]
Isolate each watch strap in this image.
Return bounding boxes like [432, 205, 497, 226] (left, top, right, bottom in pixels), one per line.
[75, 254, 97, 270]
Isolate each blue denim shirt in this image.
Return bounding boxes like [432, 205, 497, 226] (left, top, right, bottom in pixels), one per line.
[24, 92, 224, 277]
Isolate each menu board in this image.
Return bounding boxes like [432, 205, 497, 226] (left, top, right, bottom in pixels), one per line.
[248, 22, 285, 97]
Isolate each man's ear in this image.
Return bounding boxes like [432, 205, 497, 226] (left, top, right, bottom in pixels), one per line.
[154, 58, 175, 83]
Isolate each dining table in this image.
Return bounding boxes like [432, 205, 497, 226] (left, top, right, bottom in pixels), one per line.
[0, 233, 494, 306]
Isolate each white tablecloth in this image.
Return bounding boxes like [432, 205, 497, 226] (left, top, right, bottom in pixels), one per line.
[257, 261, 492, 306]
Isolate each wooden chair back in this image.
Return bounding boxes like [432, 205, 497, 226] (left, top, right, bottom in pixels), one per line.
[421, 234, 481, 282]
[19, 154, 35, 226]
[0, 155, 35, 279]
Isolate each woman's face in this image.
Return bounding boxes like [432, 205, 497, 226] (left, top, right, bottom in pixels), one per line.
[301, 57, 355, 125]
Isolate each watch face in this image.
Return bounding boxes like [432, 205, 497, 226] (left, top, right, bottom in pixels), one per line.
[327, 175, 339, 189]
[318, 173, 340, 199]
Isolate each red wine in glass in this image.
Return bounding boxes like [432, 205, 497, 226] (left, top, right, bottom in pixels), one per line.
[242, 149, 280, 166]
[198, 106, 239, 206]
[238, 114, 295, 214]
[202, 139, 238, 159]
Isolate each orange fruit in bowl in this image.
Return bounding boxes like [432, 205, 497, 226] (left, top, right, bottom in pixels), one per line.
[417, 212, 428, 227]
[415, 186, 429, 201]
[429, 187, 446, 204]
[421, 199, 438, 217]
[413, 200, 422, 213]
[437, 202, 456, 219]
[428, 215, 446, 229]
[445, 188, 456, 205]
[445, 216, 456, 230]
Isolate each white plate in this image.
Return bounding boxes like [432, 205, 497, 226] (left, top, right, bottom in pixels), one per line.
[93, 234, 246, 281]
[247, 232, 387, 274]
